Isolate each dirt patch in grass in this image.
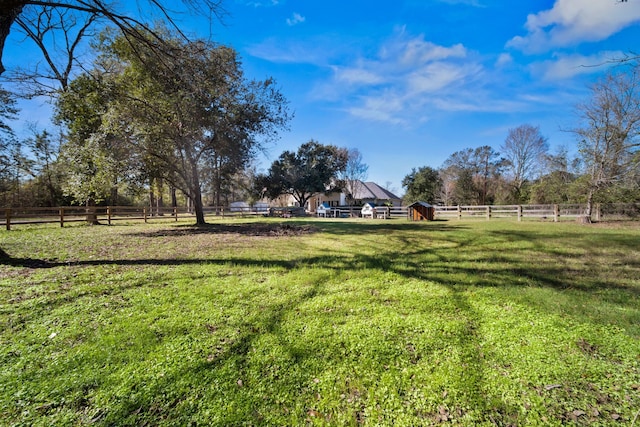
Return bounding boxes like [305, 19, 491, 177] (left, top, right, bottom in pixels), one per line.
[130, 222, 318, 238]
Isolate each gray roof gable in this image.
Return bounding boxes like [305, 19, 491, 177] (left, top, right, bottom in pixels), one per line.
[351, 181, 400, 201]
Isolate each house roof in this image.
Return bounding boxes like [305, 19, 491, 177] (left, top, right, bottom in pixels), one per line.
[350, 181, 401, 201]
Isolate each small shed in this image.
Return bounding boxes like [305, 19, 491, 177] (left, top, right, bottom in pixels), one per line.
[409, 201, 435, 221]
[317, 202, 332, 217]
[361, 202, 376, 218]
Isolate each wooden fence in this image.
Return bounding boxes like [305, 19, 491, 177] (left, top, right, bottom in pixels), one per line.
[1, 205, 267, 230]
[2, 203, 637, 230]
[322, 204, 591, 221]
[433, 204, 591, 222]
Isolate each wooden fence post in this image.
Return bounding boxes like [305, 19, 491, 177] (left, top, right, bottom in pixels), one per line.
[5, 208, 11, 231]
[143, 207, 147, 223]
[553, 204, 559, 222]
[457, 205, 462, 220]
[107, 206, 112, 225]
[517, 205, 522, 222]
[486, 206, 491, 220]
[174, 207, 178, 221]
[59, 208, 65, 227]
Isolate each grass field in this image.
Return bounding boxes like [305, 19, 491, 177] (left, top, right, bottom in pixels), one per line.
[1, 218, 639, 426]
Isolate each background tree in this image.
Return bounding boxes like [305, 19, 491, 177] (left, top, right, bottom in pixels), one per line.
[0, 87, 19, 205]
[572, 63, 640, 219]
[437, 166, 457, 206]
[402, 166, 442, 204]
[473, 145, 505, 205]
[529, 146, 580, 204]
[453, 168, 477, 205]
[7, 128, 66, 207]
[442, 148, 476, 205]
[54, 70, 132, 222]
[501, 124, 548, 202]
[441, 146, 504, 205]
[263, 140, 348, 209]
[338, 148, 369, 205]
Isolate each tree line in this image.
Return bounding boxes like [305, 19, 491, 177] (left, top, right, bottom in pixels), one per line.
[0, 2, 294, 226]
[402, 63, 640, 218]
[0, 2, 639, 227]
[0, 1, 373, 227]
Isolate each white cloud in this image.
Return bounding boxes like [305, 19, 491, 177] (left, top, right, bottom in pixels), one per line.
[347, 93, 407, 124]
[247, 38, 327, 64]
[435, 0, 485, 6]
[407, 62, 481, 94]
[245, 0, 280, 7]
[286, 12, 306, 26]
[325, 30, 486, 124]
[332, 66, 385, 85]
[529, 51, 625, 81]
[508, 0, 640, 53]
[380, 29, 467, 67]
[495, 53, 513, 67]
[250, 28, 564, 126]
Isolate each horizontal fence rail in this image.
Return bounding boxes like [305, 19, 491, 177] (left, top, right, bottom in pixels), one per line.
[1, 205, 269, 230]
[433, 204, 594, 221]
[1, 203, 638, 230]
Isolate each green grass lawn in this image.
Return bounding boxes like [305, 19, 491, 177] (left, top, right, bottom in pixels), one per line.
[1, 218, 639, 426]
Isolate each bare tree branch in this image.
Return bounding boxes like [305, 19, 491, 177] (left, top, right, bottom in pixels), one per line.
[0, 1, 227, 78]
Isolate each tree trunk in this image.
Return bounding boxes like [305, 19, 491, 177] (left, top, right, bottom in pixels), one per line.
[0, 4, 24, 76]
[110, 186, 118, 206]
[85, 197, 100, 225]
[171, 186, 177, 208]
[189, 159, 206, 225]
[157, 177, 164, 215]
[585, 188, 594, 219]
[193, 191, 205, 225]
[149, 184, 156, 216]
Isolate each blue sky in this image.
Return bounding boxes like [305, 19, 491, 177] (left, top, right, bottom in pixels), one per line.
[5, 0, 640, 195]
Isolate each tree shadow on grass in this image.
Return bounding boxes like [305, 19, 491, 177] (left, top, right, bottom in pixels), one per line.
[4, 222, 638, 424]
[127, 222, 320, 238]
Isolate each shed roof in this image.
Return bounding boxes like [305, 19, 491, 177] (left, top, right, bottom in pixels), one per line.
[408, 201, 433, 208]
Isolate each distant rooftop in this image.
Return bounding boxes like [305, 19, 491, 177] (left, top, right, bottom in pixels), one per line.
[351, 181, 401, 201]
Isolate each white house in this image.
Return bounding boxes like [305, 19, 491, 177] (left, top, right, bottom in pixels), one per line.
[307, 181, 402, 213]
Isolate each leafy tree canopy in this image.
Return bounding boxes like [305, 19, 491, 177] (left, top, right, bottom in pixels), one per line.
[402, 166, 441, 205]
[263, 140, 348, 208]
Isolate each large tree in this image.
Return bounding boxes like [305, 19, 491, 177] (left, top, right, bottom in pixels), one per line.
[573, 63, 640, 219]
[263, 140, 348, 209]
[402, 166, 441, 204]
[95, 31, 290, 225]
[501, 124, 548, 202]
[55, 70, 135, 222]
